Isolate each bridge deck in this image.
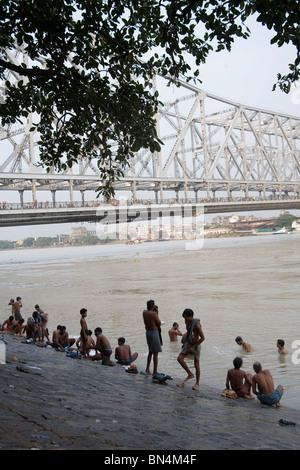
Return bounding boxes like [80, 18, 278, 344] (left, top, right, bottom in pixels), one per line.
[1, 199, 300, 227]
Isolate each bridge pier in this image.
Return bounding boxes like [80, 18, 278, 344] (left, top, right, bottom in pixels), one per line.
[131, 181, 136, 201]
[206, 182, 210, 199]
[81, 190, 85, 207]
[32, 180, 37, 205]
[18, 190, 24, 209]
[69, 181, 74, 205]
[51, 190, 56, 208]
[226, 184, 232, 200]
[159, 181, 163, 203]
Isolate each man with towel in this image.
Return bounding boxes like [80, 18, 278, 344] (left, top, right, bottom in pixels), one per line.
[177, 309, 205, 391]
[143, 299, 162, 375]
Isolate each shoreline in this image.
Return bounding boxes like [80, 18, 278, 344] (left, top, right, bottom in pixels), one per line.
[0, 227, 296, 251]
[0, 231, 300, 253]
[1, 333, 300, 451]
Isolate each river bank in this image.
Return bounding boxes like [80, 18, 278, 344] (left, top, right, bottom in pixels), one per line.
[0, 333, 299, 452]
[0, 227, 295, 251]
[1, 234, 300, 411]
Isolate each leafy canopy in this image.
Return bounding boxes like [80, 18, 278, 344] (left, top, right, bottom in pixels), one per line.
[275, 212, 297, 228]
[0, 0, 299, 197]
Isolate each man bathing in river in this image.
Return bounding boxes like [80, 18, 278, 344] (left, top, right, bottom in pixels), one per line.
[177, 309, 205, 391]
[277, 339, 288, 355]
[235, 336, 252, 353]
[168, 322, 183, 341]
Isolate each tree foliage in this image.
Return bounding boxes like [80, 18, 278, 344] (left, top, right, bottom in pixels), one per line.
[275, 213, 296, 228]
[22, 237, 35, 247]
[80, 235, 99, 245]
[0, 240, 14, 250]
[33, 236, 58, 246]
[0, 0, 299, 197]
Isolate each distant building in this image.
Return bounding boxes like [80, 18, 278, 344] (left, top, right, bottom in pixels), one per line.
[212, 214, 260, 225]
[211, 215, 232, 225]
[70, 226, 88, 241]
[58, 234, 70, 244]
[204, 227, 232, 236]
[228, 215, 240, 224]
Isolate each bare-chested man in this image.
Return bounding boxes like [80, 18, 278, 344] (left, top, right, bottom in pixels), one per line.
[91, 327, 114, 365]
[8, 299, 15, 318]
[226, 357, 254, 399]
[235, 336, 252, 353]
[177, 308, 205, 391]
[143, 300, 162, 375]
[76, 330, 96, 357]
[80, 308, 89, 358]
[252, 362, 283, 407]
[48, 325, 60, 345]
[54, 325, 75, 350]
[168, 322, 183, 341]
[277, 339, 288, 355]
[35, 304, 50, 342]
[0, 315, 20, 333]
[8, 297, 23, 321]
[115, 337, 138, 365]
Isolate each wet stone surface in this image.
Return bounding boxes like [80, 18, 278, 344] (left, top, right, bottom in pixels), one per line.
[0, 334, 300, 451]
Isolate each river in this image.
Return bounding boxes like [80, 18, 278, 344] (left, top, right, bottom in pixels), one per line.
[1, 234, 299, 410]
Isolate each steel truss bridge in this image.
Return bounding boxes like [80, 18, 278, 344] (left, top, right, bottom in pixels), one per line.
[1, 47, 300, 227]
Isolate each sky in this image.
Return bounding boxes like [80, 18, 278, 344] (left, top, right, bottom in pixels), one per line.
[187, 15, 299, 117]
[0, 15, 299, 240]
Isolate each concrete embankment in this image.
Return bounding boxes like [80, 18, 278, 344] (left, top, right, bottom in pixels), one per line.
[0, 334, 299, 451]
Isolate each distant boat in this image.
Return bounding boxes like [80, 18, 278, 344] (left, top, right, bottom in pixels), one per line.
[273, 227, 289, 234]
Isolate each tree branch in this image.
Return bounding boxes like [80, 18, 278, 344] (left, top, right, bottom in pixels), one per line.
[0, 58, 56, 78]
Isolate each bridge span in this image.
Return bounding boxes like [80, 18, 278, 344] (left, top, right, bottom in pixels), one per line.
[1, 198, 300, 228]
[1, 63, 300, 216]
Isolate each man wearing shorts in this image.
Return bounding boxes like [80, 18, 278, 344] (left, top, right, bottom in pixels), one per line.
[91, 327, 114, 365]
[143, 300, 162, 375]
[115, 337, 138, 365]
[177, 308, 205, 391]
[252, 362, 283, 407]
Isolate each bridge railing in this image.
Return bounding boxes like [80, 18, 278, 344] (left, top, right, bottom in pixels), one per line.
[0, 194, 299, 211]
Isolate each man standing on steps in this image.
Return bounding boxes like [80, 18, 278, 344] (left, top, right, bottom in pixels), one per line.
[9, 297, 23, 321]
[143, 299, 162, 375]
[177, 308, 205, 391]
